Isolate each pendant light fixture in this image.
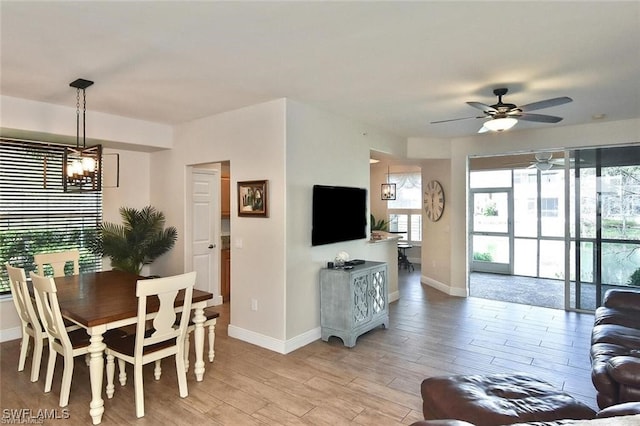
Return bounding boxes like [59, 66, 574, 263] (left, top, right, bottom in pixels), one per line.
[381, 165, 396, 200]
[63, 78, 102, 192]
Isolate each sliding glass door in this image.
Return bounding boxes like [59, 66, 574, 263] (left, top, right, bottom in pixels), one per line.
[569, 145, 640, 310]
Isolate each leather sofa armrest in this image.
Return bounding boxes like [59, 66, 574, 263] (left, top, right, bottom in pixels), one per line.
[603, 289, 640, 310]
[606, 355, 640, 386]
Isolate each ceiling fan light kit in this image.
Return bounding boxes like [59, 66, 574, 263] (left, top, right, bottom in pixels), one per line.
[483, 117, 518, 132]
[431, 87, 572, 133]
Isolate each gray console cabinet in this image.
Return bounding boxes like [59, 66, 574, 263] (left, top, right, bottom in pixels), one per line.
[320, 261, 389, 347]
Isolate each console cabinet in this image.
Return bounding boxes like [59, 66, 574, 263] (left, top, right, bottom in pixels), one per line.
[320, 261, 389, 347]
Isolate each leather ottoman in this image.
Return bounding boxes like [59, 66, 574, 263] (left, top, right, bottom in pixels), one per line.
[421, 373, 596, 426]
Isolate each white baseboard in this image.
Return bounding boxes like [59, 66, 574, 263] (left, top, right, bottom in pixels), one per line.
[228, 324, 321, 355]
[0, 326, 21, 343]
[389, 290, 400, 303]
[421, 275, 467, 297]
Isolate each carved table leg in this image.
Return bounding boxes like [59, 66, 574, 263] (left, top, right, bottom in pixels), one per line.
[192, 305, 206, 381]
[88, 325, 107, 425]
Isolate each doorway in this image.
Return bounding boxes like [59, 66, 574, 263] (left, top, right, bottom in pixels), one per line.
[188, 166, 222, 305]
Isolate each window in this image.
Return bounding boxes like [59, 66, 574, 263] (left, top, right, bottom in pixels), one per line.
[0, 139, 102, 294]
[387, 172, 422, 243]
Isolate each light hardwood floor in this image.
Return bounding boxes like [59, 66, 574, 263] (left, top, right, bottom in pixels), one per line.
[0, 267, 597, 425]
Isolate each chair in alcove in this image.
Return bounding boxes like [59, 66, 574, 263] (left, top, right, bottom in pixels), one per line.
[5, 263, 47, 382]
[34, 249, 80, 277]
[104, 272, 196, 418]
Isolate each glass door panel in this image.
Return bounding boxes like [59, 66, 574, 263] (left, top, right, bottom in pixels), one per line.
[568, 145, 640, 311]
[471, 190, 512, 274]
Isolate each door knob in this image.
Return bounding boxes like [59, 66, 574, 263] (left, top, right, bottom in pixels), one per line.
[208, 244, 215, 249]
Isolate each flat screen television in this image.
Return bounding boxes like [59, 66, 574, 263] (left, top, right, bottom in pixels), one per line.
[312, 185, 367, 246]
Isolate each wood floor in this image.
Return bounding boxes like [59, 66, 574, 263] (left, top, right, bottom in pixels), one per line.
[0, 266, 597, 425]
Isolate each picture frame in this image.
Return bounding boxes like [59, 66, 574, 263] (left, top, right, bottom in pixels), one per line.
[237, 180, 268, 217]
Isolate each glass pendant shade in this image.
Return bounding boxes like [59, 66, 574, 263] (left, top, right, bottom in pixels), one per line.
[63, 145, 102, 192]
[381, 183, 396, 200]
[484, 117, 518, 132]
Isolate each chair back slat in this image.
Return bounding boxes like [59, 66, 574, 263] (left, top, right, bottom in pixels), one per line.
[34, 249, 80, 277]
[134, 272, 196, 357]
[29, 272, 71, 349]
[5, 263, 42, 332]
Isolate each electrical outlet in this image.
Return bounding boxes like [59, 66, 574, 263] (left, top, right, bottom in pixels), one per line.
[251, 298, 258, 311]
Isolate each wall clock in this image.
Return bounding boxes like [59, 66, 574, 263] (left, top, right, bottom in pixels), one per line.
[424, 180, 444, 222]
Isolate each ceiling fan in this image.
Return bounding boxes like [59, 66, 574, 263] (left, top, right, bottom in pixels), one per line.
[431, 88, 573, 133]
[529, 152, 563, 171]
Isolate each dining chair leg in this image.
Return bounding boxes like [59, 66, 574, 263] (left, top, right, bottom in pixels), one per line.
[30, 338, 44, 382]
[59, 353, 74, 407]
[184, 331, 190, 372]
[105, 354, 115, 399]
[134, 364, 145, 418]
[44, 349, 56, 393]
[208, 322, 216, 362]
[154, 360, 162, 380]
[175, 353, 188, 398]
[117, 359, 127, 386]
[18, 334, 30, 372]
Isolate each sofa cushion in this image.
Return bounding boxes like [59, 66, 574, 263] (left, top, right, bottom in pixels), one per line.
[421, 373, 596, 426]
[591, 324, 640, 348]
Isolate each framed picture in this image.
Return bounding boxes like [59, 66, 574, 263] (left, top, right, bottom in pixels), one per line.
[237, 180, 268, 217]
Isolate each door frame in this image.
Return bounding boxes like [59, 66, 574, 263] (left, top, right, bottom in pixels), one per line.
[469, 188, 514, 274]
[186, 165, 222, 305]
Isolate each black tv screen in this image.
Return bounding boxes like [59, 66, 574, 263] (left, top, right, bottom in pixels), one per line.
[312, 185, 367, 246]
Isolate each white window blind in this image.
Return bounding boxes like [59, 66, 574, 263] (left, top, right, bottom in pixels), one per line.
[0, 139, 102, 294]
[387, 172, 422, 243]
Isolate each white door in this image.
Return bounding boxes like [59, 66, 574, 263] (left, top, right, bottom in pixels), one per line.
[190, 168, 222, 305]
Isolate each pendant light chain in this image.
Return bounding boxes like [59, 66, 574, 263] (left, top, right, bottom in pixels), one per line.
[82, 87, 87, 149]
[76, 87, 81, 149]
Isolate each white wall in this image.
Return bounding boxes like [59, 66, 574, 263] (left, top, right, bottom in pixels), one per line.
[285, 100, 406, 343]
[150, 99, 288, 348]
[409, 118, 640, 296]
[153, 98, 405, 353]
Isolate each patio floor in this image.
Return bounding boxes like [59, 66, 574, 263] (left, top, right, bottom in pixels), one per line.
[469, 272, 623, 311]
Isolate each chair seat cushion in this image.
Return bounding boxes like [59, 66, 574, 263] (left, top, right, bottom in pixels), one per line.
[64, 328, 127, 349]
[176, 307, 220, 326]
[104, 331, 175, 357]
[421, 373, 596, 426]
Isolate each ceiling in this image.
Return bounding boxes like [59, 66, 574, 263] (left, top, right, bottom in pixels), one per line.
[2, 1, 639, 139]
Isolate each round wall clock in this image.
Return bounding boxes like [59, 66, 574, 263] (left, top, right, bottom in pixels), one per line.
[424, 180, 444, 222]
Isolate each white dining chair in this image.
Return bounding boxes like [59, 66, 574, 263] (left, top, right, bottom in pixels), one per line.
[5, 263, 47, 382]
[34, 249, 80, 277]
[104, 271, 196, 418]
[183, 307, 220, 372]
[29, 271, 92, 407]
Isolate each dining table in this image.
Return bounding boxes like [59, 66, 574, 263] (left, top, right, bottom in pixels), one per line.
[50, 270, 213, 425]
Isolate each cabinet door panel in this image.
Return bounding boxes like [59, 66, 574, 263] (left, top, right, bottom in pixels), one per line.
[352, 273, 370, 325]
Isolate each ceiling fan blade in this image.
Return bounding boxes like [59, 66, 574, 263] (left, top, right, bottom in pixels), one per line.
[519, 96, 573, 112]
[467, 101, 497, 113]
[431, 116, 481, 124]
[518, 113, 564, 123]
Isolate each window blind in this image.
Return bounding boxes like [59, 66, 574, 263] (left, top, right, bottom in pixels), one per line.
[0, 139, 102, 294]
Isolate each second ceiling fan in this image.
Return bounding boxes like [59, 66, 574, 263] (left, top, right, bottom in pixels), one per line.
[432, 88, 573, 133]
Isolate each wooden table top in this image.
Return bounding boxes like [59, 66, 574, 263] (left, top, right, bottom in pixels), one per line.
[52, 270, 213, 328]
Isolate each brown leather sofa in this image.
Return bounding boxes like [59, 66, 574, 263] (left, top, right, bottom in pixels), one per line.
[410, 402, 640, 426]
[590, 289, 640, 409]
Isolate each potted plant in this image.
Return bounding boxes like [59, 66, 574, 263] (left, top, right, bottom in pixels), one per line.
[91, 206, 177, 275]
